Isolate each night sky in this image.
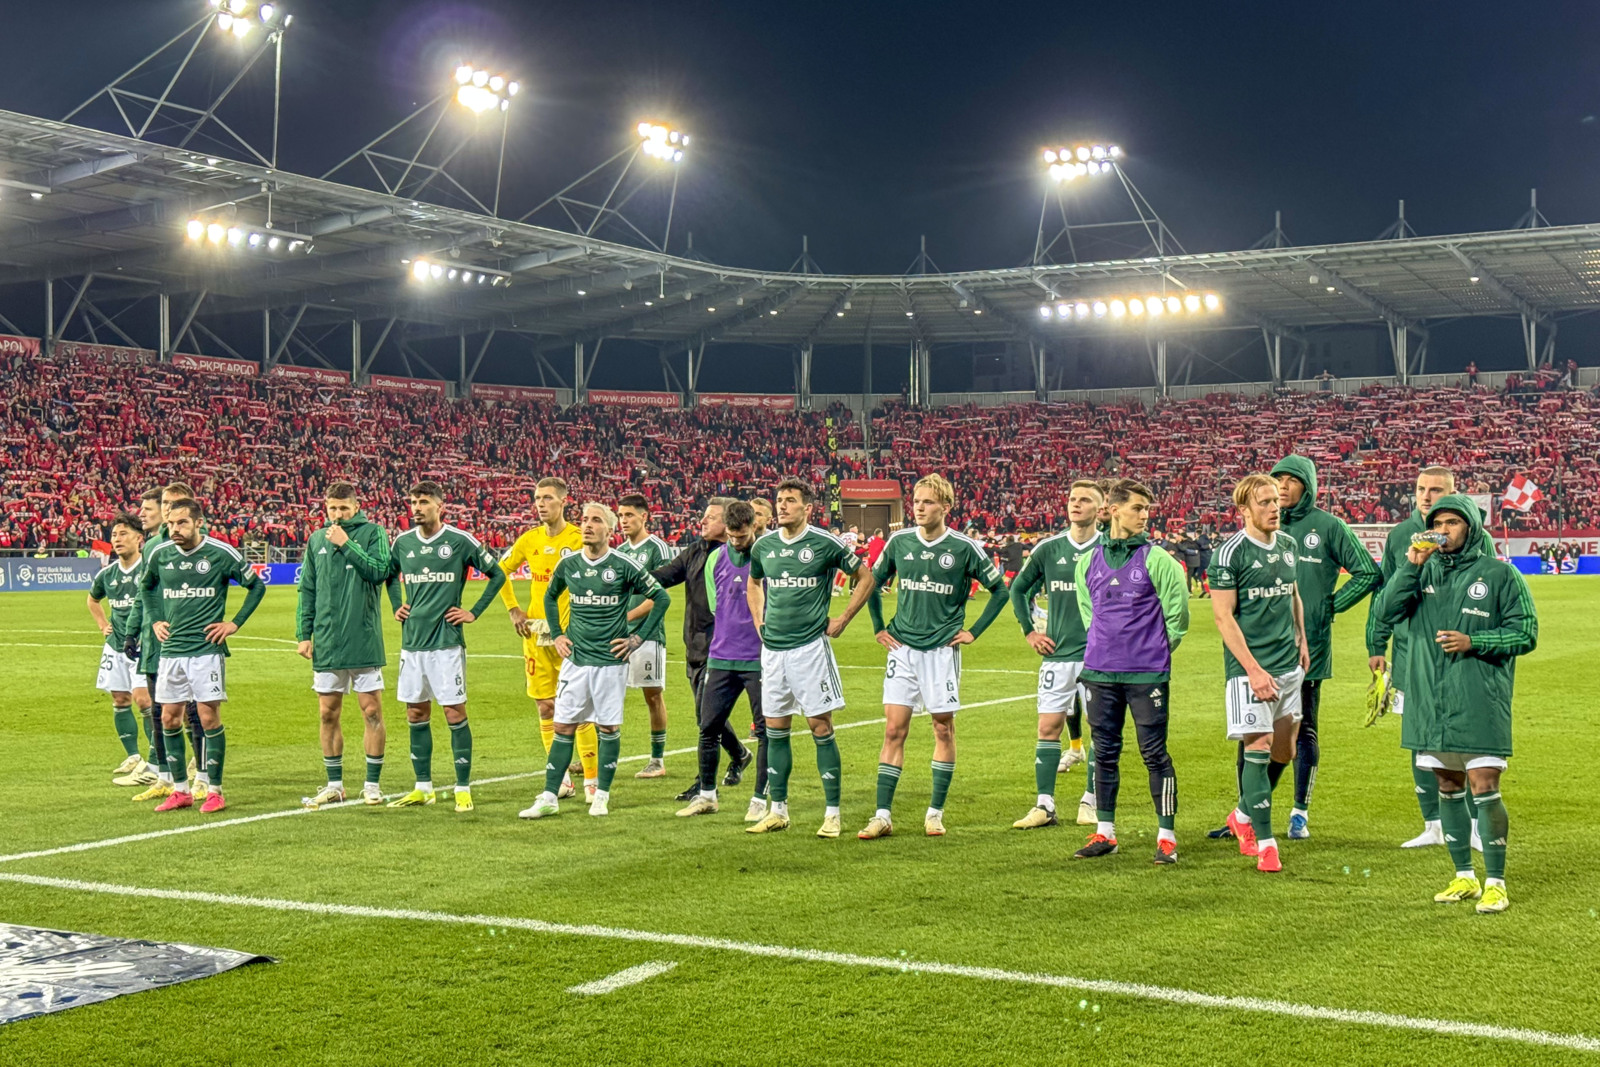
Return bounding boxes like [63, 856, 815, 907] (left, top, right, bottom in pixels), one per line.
[6, 0, 1600, 386]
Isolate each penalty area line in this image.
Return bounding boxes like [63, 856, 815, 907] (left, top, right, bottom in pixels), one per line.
[0, 871, 1594, 1053]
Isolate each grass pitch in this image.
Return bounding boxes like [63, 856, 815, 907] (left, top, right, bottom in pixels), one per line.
[2, 577, 1598, 1065]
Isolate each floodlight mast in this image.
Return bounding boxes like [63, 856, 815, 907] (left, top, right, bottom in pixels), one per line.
[1029, 142, 1182, 267]
[63, 1, 292, 173]
[519, 121, 690, 254]
[322, 64, 520, 217]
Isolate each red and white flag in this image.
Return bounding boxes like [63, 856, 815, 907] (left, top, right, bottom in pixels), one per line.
[1502, 474, 1543, 512]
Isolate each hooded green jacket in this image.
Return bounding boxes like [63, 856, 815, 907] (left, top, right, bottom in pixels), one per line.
[1375, 495, 1537, 757]
[295, 512, 392, 672]
[1270, 455, 1381, 680]
[1366, 506, 1497, 662]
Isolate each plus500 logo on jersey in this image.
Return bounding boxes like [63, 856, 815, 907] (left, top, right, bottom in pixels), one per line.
[403, 571, 458, 584]
[767, 575, 820, 589]
[570, 593, 622, 605]
[163, 586, 217, 600]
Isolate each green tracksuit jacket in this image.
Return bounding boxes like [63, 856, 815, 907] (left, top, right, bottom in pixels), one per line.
[295, 513, 392, 672]
[1375, 495, 1537, 757]
[1270, 455, 1380, 680]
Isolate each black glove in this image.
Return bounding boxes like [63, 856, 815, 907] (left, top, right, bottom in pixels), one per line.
[123, 635, 141, 662]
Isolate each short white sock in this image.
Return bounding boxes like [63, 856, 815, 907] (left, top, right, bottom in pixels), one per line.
[1292, 807, 1308, 819]
[1234, 807, 1251, 823]
[416, 780, 432, 793]
[159, 772, 173, 784]
[1157, 827, 1177, 845]
[1258, 836, 1277, 851]
[772, 801, 789, 817]
[1425, 820, 1441, 830]
[584, 778, 597, 789]
[1456, 869, 1476, 879]
[824, 805, 840, 818]
[1485, 877, 1506, 889]
[593, 789, 609, 802]
[1036, 795, 1055, 811]
[925, 806, 943, 821]
[875, 808, 892, 821]
[1096, 820, 1115, 838]
[194, 773, 209, 786]
[700, 789, 717, 801]
[327, 778, 343, 789]
[1080, 792, 1095, 805]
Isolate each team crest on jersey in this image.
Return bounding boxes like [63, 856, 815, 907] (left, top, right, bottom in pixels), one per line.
[799, 548, 814, 563]
[438, 543, 453, 560]
[195, 559, 211, 574]
[1131, 568, 1145, 582]
[602, 567, 617, 583]
[1283, 551, 1294, 565]
[1303, 531, 1320, 548]
[938, 552, 955, 569]
[1468, 580, 1488, 600]
[559, 547, 575, 557]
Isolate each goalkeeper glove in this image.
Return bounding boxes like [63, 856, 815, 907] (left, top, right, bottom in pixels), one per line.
[1363, 667, 1393, 727]
[123, 635, 141, 663]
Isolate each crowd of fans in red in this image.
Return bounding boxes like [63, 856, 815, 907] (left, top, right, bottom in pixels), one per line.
[872, 383, 1599, 534]
[2, 347, 1594, 554]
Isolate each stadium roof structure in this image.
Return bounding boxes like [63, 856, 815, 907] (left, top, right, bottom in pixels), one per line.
[2, 105, 1598, 394]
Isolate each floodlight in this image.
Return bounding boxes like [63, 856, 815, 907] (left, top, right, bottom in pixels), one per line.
[453, 66, 518, 114]
[472, 69, 489, 87]
[456, 65, 474, 85]
[446, 268, 458, 280]
[1203, 293, 1221, 311]
[507, 81, 520, 96]
[226, 226, 244, 245]
[206, 223, 225, 243]
[489, 75, 505, 91]
[247, 231, 263, 248]
[186, 219, 205, 241]
[231, 16, 251, 38]
[1129, 298, 1145, 316]
[1076, 146, 1090, 161]
[217, 12, 234, 30]
[258, 3, 275, 20]
[1165, 296, 1181, 313]
[639, 121, 689, 162]
[1145, 295, 1163, 317]
[1043, 149, 1058, 163]
[412, 260, 429, 281]
[1184, 294, 1201, 313]
[1109, 299, 1126, 318]
[267, 236, 281, 250]
[430, 264, 443, 279]
[1074, 302, 1089, 319]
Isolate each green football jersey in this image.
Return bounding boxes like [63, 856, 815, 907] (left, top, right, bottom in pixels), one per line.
[1209, 529, 1301, 679]
[872, 528, 1002, 650]
[130, 532, 168, 674]
[614, 533, 673, 645]
[388, 524, 505, 652]
[547, 548, 669, 666]
[90, 558, 144, 648]
[1008, 529, 1100, 661]
[748, 525, 861, 651]
[138, 536, 266, 658]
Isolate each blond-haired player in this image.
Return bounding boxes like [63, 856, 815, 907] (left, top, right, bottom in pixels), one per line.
[499, 477, 598, 799]
[859, 474, 1007, 839]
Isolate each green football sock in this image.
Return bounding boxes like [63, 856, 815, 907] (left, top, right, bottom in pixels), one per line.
[448, 718, 472, 789]
[814, 731, 841, 807]
[766, 728, 792, 803]
[202, 726, 226, 788]
[650, 730, 667, 760]
[139, 707, 158, 765]
[408, 720, 433, 786]
[1438, 788, 1475, 873]
[1413, 756, 1440, 822]
[1473, 791, 1508, 881]
[1242, 749, 1273, 841]
[324, 755, 343, 785]
[930, 759, 955, 811]
[163, 726, 187, 787]
[1034, 740, 1062, 799]
[543, 732, 574, 796]
[112, 706, 140, 757]
[597, 728, 621, 792]
[365, 754, 383, 786]
[875, 762, 901, 813]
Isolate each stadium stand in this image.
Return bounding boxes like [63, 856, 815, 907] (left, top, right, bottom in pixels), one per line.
[2, 347, 1595, 553]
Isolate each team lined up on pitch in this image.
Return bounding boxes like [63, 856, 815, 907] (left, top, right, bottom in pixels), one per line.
[87, 462, 1535, 910]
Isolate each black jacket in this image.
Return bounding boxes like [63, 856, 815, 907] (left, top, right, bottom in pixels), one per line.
[652, 536, 721, 667]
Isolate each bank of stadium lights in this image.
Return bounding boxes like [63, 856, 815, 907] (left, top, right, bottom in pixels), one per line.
[638, 122, 689, 162]
[208, 0, 290, 40]
[454, 65, 519, 115]
[407, 257, 512, 288]
[1037, 292, 1222, 322]
[1043, 143, 1121, 182]
[185, 217, 311, 254]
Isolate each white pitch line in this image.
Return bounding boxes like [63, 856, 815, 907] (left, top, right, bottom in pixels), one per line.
[566, 960, 678, 995]
[0, 871, 1592, 1053]
[0, 692, 1039, 865]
